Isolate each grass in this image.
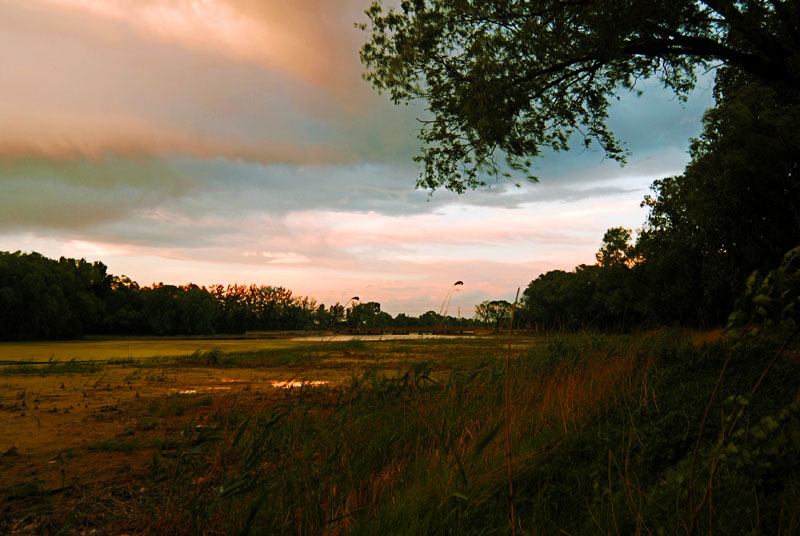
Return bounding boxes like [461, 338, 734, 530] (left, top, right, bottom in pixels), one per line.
[177, 340, 373, 368]
[2, 331, 797, 534]
[146, 393, 213, 418]
[89, 437, 142, 453]
[127, 330, 800, 535]
[0, 337, 310, 362]
[1, 359, 103, 375]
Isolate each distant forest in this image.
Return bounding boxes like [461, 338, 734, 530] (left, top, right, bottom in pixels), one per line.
[0, 250, 484, 340]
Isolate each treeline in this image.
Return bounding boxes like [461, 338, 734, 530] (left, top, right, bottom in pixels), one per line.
[520, 68, 800, 331]
[0, 251, 477, 340]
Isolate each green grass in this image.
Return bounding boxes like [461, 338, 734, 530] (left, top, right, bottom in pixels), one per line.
[137, 417, 160, 431]
[133, 331, 800, 535]
[175, 340, 377, 369]
[1, 359, 103, 375]
[89, 437, 142, 453]
[0, 337, 309, 362]
[179, 347, 316, 368]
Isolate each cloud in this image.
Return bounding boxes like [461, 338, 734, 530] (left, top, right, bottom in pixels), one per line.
[0, 0, 711, 178]
[0, 1, 719, 316]
[0, 152, 659, 256]
[0, 0, 419, 164]
[260, 251, 311, 265]
[36, 0, 374, 93]
[0, 156, 192, 231]
[1, 149, 650, 315]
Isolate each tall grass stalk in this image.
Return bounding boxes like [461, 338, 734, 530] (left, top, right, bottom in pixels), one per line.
[130, 331, 799, 535]
[504, 287, 519, 536]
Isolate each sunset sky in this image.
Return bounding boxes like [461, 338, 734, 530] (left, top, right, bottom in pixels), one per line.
[0, 0, 715, 315]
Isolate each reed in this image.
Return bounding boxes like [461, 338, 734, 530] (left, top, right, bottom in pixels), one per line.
[8, 330, 797, 535]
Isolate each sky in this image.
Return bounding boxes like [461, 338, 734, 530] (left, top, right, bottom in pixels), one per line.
[0, 0, 715, 316]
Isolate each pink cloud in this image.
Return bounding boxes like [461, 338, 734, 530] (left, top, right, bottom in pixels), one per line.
[260, 251, 311, 265]
[4, 191, 625, 314]
[29, 0, 372, 100]
[0, 0, 396, 163]
[0, 114, 345, 165]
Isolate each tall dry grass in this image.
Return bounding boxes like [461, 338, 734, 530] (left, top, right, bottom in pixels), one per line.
[120, 330, 800, 535]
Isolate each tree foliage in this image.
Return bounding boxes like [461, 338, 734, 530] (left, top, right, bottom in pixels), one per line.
[0, 252, 109, 339]
[596, 227, 634, 267]
[635, 68, 800, 325]
[361, 0, 800, 191]
[347, 301, 393, 328]
[0, 251, 482, 340]
[521, 263, 642, 330]
[521, 66, 800, 329]
[474, 299, 512, 330]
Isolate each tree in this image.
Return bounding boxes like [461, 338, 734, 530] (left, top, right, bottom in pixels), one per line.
[104, 275, 142, 333]
[346, 301, 389, 328]
[419, 310, 444, 326]
[521, 269, 593, 330]
[327, 304, 346, 328]
[475, 300, 512, 331]
[176, 284, 218, 335]
[596, 227, 634, 267]
[633, 69, 800, 325]
[361, 0, 800, 192]
[0, 251, 115, 339]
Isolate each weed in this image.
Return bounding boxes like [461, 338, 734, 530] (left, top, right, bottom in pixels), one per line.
[138, 417, 159, 431]
[1, 359, 102, 376]
[5, 332, 797, 534]
[148, 393, 213, 418]
[134, 331, 800, 535]
[181, 347, 315, 368]
[89, 437, 141, 453]
[107, 358, 137, 365]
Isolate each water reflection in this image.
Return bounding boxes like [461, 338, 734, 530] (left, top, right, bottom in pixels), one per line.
[177, 386, 233, 394]
[288, 334, 472, 342]
[174, 378, 330, 394]
[270, 380, 329, 389]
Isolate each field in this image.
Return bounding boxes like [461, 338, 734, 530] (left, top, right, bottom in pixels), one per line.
[1, 331, 798, 535]
[0, 337, 319, 362]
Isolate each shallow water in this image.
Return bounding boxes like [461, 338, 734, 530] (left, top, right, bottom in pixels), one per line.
[270, 380, 329, 389]
[176, 378, 331, 394]
[287, 333, 474, 342]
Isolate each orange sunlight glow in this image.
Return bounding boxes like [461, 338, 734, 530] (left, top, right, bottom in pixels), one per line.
[270, 380, 329, 389]
[34, 0, 332, 84]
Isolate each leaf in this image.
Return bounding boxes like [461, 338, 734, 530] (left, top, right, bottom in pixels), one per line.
[451, 491, 469, 501]
[469, 422, 502, 460]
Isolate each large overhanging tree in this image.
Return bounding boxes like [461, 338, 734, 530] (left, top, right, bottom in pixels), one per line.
[359, 0, 800, 192]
